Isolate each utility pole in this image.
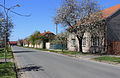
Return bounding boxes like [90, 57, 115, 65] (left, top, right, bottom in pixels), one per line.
[4, 0, 7, 63]
[3, 0, 20, 63]
[4, 8, 9, 63]
[1, 0, 29, 63]
[56, 24, 58, 35]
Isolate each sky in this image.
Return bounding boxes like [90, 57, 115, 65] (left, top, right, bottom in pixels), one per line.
[0, 0, 120, 41]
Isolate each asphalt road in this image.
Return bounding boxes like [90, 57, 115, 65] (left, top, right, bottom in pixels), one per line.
[13, 46, 120, 78]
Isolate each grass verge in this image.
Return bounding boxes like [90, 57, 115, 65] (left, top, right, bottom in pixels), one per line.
[23, 46, 89, 55]
[93, 56, 120, 63]
[0, 47, 13, 59]
[32, 48, 81, 55]
[0, 62, 16, 78]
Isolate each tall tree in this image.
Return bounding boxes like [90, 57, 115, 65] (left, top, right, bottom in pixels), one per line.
[54, 0, 104, 52]
[0, 11, 14, 48]
[29, 31, 41, 48]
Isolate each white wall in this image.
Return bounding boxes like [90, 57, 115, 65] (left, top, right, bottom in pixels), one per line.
[67, 31, 105, 53]
[46, 42, 50, 49]
[67, 32, 92, 52]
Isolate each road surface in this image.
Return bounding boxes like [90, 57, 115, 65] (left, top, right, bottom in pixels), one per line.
[13, 46, 120, 78]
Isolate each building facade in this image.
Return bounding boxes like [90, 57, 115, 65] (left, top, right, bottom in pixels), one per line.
[67, 4, 120, 54]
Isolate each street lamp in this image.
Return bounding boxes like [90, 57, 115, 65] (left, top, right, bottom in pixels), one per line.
[4, 4, 20, 63]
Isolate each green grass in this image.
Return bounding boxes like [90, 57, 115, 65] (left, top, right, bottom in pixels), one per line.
[35, 48, 81, 55]
[0, 47, 13, 59]
[0, 62, 16, 78]
[36, 48, 50, 51]
[93, 56, 120, 63]
[50, 50, 80, 55]
[22, 46, 89, 55]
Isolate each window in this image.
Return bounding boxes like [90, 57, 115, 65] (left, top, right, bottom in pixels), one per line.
[92, 37, 99, 46]
[72, 39, 75, 47]
[82, 37, 86, 46]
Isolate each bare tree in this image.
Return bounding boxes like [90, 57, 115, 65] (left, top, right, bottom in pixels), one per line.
[0, 10, 14, 48]
[0, 13, 4, 40]
[0, 12, 4, 48]
[54, 0, 105, 52]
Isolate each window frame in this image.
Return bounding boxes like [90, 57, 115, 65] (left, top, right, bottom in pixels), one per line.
[91, 36, 99, 46]
[82, 37, 86, 47]
[71, 39, 76, 47]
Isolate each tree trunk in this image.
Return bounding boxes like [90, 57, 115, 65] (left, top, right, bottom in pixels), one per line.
[28, 43, 29, 47]
[77, 35, 83, 52]
[62, 44, 64, 52]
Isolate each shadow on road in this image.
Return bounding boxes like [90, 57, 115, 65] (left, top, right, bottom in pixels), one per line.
[17, 64, 44, 72]
[13, 51, 34, 53]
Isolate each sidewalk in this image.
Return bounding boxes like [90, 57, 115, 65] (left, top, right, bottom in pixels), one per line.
[76, 54, 101, 60]
[0, 59, 14, 62]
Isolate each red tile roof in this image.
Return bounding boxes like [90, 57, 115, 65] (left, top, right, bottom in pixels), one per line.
[67, 4, 120, 30]
[40, 31, 54, 36]
[102, 4, 120, 18]
[9, 41, 18, 44]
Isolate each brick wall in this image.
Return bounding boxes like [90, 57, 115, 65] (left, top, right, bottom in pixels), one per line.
[107, 41, 120, 55]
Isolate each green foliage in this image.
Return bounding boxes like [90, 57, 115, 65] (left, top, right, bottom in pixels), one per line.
[29, 31, 55, 46]
[0, 62, 16, 78]
[24, 46, 89, 55]
[29, 47, 79, 55]
[51, 32, 68, 44]
[49, 50, 80, 55]
[30, 35, 36, 46]
[0, 47, 13, 59]
[29, 31, 39, 45]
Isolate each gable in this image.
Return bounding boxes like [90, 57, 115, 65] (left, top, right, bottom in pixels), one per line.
[107, 10, 120, 41]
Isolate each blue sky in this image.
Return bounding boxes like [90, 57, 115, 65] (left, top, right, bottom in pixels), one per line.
[0, 0, 120, 41]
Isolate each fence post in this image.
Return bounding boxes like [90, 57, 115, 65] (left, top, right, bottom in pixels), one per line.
[113, 41, 114, 53]
[106, 41, 108, 54]
[118, 41, 120, 52]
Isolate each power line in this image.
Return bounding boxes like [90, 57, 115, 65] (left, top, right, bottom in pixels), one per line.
[0, 4, 31, 17]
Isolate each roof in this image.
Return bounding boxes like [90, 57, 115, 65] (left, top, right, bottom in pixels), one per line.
[9, 41, 18, 44]
[102, 4, 120, 18]
[67, 4, 120, 30]
[40, 31, 54, 36]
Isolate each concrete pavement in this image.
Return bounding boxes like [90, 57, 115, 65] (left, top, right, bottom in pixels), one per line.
[13, 46, 120, 78]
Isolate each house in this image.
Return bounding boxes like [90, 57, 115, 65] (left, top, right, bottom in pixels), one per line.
[29, 31, 55, 49]
[9, 41, 18, 46]
[23, 39, 29, 47]
[67, 4, 120, 54]
[17, 39, 24, 46]
[40, 31, 55, 49]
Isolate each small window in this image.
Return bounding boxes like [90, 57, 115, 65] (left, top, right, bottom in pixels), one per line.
[92, 37, 99, 46]
[72, 39, 75, 47]
[82, 37, 86, 46]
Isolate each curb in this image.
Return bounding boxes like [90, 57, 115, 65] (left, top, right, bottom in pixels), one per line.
[11, 47, 19, 78]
